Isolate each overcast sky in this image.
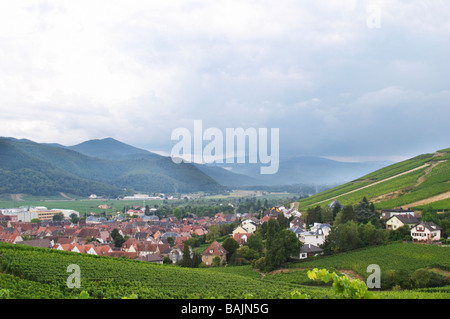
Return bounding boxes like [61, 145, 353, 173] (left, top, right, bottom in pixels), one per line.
[0, 0, 449, 162]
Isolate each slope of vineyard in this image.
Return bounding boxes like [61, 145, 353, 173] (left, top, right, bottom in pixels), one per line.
[1, 242, 449, 299]
[264, 243, 450, 299]
[0, 243, 332, 299]
[297, 148, 450, 210]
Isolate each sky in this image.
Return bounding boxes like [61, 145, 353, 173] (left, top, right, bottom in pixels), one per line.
[0, 0, 449, 163]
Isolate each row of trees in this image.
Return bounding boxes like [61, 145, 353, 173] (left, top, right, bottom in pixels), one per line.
[305, 197, 377, 226]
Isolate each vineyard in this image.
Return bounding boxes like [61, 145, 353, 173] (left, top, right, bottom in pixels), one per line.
[1, 242, 449, 299]
[297, 149, 450, 210]
[0, 243, 333, 299]
[265, 242, 450, 298]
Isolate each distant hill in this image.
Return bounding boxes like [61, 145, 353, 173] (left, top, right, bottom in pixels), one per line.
[297, 148, 450, 210]
[193, 163, 260, 187]
[0, 138, 121, 197]
[67, 138, 160, 160]
[209, 155, 392, 186]
[0, 137, 227, 196]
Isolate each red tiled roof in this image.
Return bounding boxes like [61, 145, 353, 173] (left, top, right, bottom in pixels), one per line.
[202, 241, 227, 256]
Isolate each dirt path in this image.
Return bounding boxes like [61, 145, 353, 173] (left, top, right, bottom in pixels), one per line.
[337, 269, 364, 281]
[372, 160, 447, 204]
[415, 160, 446, 187]
[59, 192, 74, 200]
[10, 194, 24, 201]
[402, 190, 450, 209]
[313, 163, 431, 205]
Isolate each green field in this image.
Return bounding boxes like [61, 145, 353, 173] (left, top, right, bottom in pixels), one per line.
[0, 197, 166, 216]
[0, 242, 449, 299]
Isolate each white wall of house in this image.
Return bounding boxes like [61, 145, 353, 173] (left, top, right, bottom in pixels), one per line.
[411, 224, 441, 241]
[242, 222, 257, 234]
[386, 217, 404, 230]
[299, 232, 325, 246]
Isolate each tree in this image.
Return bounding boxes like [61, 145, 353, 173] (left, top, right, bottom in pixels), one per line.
[167, 237, 175, 246]
[388, 224, 412, 242]
[264, 229, 301, 272]
[234, 246, 259, 264]
[114, 236, 126, 248]
[247, 232, 264, 254]
[359, 222, 386, 247]
[332, 203, 342, 220]
[321, 206, 334, 224]
[52, 213, 64, 222]
[70, 213, 79, 225]
[334, 205, 356, 225]
[322, 221, 362, 254]
[277, 213, 288, 229]
[180, 244, 193, 267]
[354, 197, 375, 223]
[306, 206, 322, 225]
[173, 207, 183, 220]
[265, 219, 280, 251]
[221, 237, 240, 263]
[111, 229, 126, 248]
[206, 224, 220, 243]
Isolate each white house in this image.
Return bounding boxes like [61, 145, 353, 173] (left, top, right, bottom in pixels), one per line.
[241, 221, 257, 234]
[298, 223, 331, 247]
[283, 209, 302, 219]
[381, 209, 415, 221]
[298, 244, 324, 259]
[310, 223, 331, 236]
[411, 222, 442, 242]
[385, 214, 419, 230]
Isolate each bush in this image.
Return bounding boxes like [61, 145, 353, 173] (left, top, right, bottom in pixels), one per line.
[381, 268, 448, 290]
[253, 257, 266, 271]
[380, 270, 397, 290]
[412, 269, 448, 288]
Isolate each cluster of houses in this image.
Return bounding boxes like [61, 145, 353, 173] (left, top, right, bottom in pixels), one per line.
[382, 209, 443, 242]
[0, 203, 330, 265]
[0, 209, 220, 264]
[0, 203, 444, 268]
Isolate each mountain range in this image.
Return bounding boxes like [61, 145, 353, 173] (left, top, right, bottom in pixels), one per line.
[0, 137, 224, 196]
[0, 136, 394, 197]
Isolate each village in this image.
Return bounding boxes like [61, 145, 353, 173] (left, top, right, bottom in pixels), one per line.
[0, 200, 444, 267]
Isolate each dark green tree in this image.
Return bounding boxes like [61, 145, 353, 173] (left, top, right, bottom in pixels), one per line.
[354, 197, 375, 223]
[52, 213, 64, 222]
[265, 219, 280, 251]
[306, 205, 322, 225]
[221, 237, 240, 263]
[264, 229, 301, 272]
[277, 213, 288, 229]
[247, 232, 264, 254]
[334, 205, 357, 225]
[180, 244, 193, 267]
